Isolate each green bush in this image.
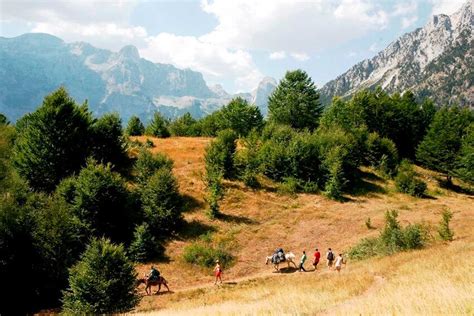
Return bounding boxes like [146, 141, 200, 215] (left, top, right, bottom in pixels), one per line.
[145, 139, 155, 148]
[169, 112, 199, 136]
[204, 166, 224, 219]
[140, 168, 182, 237]
[366, 132, 399, 177]
[90, 113, 129, 170]
[234, 131, 261, 188]
[128, 223, 164, 262]
[278, 177, 299, 196]
[349, 210, 430, 260]
[403, 224, 427, 249]
[134, 149, 173, 185]
[438, 209, 454, 241]
[183, 242, 233, 268]
[395, 160, 427, 197]
[347, 237, 382, 260]
[62, 238, 139, 314]
[57, 160, 134, 243]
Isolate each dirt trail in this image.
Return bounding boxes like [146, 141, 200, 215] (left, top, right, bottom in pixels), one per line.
[322, 274, 386, 315]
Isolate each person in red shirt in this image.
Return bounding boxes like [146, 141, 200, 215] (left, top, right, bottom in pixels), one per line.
[313, 248, 321, 271]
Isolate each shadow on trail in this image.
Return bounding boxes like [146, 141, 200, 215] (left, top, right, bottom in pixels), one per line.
[153, 290, 174, 296]
[275, 267, 298, 274]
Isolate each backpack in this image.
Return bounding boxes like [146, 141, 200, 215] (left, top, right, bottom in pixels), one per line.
[327, 251, 334, 261]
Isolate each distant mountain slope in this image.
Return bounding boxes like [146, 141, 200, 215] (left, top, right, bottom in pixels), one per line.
[319, 0, 473, 107]
[0, 33, 276, 122]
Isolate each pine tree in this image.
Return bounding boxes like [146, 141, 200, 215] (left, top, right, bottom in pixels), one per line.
[455, 123, 474, 184]
[62, 238, 139, 314]
[125, 115, 145, 136]
[146, 112, 170, 138]
[140, 168, 182, 238]
[268, 69, 322, 130]
[416, 106, 473, 183]
[12, 87, 93, 192]
[128, 223, 162, 262]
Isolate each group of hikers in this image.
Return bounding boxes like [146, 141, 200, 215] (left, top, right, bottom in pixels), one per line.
[143, 248, 345, 293]
[294, 248, 346, 272]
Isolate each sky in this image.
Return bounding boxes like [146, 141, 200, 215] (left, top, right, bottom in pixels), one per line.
[0, 0, 468, 93]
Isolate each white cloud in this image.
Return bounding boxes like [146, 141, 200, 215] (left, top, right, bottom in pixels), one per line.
[392, 1, 418, 16]
[290, 52, 310, 61]
[369, 43, 379, 52]
[347, 51, 358, 58]
[141, 33, 263, 91]
[1, 0, 146, 50]
[401, 15, 418, 29]
[269, 51, 286, 60]
[430, 0, 466, 15]
[201, 0, 390, 53]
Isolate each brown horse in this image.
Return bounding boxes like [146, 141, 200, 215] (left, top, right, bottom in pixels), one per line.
[136, 275, 170, 295]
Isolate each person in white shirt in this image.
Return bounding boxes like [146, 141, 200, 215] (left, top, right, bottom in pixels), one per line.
[335, 253, 345, 272]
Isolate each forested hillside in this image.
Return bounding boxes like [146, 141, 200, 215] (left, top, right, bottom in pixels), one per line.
[0, 69, 472, 314]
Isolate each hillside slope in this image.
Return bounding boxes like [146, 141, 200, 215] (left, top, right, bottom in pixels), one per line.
[131, 136, 474, 314]
[319, 0, 473, 107]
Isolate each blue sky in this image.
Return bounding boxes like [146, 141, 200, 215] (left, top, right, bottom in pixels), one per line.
[0, 0, 467, 92]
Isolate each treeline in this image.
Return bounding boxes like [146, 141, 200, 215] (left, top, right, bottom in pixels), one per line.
[0, 88, 182, 313]
[198, 71, 472, 213]
[125, 96, 263, 138]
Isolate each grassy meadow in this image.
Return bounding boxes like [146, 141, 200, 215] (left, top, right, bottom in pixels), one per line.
[131, 136, 474, 315]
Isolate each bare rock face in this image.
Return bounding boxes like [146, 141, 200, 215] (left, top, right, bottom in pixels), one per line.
[0, 32, 279, 122]
[319, 0, 473, 108]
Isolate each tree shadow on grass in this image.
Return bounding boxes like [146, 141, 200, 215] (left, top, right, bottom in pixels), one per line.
[437, 178, 474, 195]
[217, 213, 258, 225]
[182, 194, 205, 213]
[177, 220, 217, 240]
[346, 170, 387, 197]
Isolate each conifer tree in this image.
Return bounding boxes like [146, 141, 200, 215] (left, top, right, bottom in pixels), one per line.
[146, 112, 170, 138]
[62, 238, 139, 314]
[125, 115, 145, 136]
[416, 106, 473, 183]
[268, 69, 322, 130]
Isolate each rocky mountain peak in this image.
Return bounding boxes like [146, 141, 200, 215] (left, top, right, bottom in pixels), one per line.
[319, 0, 473, 107]
[118, 45, 140, 60]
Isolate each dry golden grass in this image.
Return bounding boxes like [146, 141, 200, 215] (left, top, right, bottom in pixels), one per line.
[130, 136, 474, 315]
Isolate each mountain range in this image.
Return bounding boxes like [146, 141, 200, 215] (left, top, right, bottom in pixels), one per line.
[0, 1, 472, 122]
[320, 0, 473, 107]
[0, 33, 277, 122]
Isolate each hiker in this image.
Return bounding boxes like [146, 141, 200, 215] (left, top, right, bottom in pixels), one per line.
[214, 259, 222, 285]
[326, 248, 335, 269]
[298, 250, 307, 272]
[335, 254, 345, 272]
[147, 265, 160, 282]
[313, 248, 321, 271]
